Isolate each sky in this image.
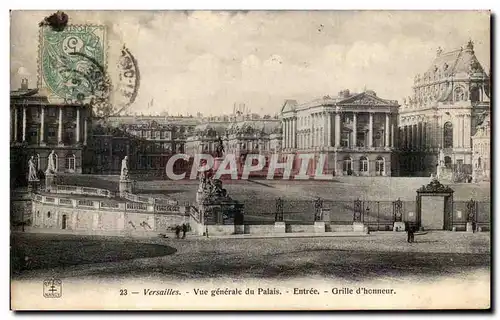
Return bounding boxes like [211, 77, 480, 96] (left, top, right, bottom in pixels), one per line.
[10, 10, 490, 116]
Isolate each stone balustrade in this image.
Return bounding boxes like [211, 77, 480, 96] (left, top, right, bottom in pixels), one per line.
[53, 185, 113, 198]
[32, 193, 186, 214]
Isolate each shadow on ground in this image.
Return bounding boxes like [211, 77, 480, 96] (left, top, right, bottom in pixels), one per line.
[11, 233, 490, 282]
[11, 233, 177, 275]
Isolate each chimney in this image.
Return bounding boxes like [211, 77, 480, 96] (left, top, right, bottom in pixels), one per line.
[21, 78, 28, 90]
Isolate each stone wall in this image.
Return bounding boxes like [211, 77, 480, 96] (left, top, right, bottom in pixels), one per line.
[31, 197, 188, 236]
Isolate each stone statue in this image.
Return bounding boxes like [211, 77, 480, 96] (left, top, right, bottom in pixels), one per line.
[28, 156, 38, 181]
[46, 150, 56, 174]
[215, 136, 225, 158]
[438, 148, 445, 167]
[120, 156, 129, 180]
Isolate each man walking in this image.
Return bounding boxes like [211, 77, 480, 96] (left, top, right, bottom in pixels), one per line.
[182, 223, 188, 239]
[407, 224, 415, 243]
[175, 225, 181, 239]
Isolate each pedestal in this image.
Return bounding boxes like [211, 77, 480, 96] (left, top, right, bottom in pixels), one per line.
[353, 222, 367, 233]
[466, 222, 474, 233]
[234, 225, 244, 234]
[321, 208, 331, 222]
[28, 180, 40, 193]
[45, 174, 56, 192]
[119, 179, 133, 197]
[314, 221, 326, 233]
[393, 221, 406, 232]
[274, 221, 286, 233]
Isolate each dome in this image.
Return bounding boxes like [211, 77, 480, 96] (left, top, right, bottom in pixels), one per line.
[425, 42, 488, 79]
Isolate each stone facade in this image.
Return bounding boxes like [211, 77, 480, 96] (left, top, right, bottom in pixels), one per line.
[281, 90, 399, 176]
[398, 41, 490, 177]
[472, 113, 490, 181]
[10, 79, 91, 185]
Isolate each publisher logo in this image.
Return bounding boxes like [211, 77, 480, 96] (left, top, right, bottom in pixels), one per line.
[43, 278, 62, 298]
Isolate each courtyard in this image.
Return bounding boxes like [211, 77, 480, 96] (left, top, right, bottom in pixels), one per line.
[11, 231, 490, 282]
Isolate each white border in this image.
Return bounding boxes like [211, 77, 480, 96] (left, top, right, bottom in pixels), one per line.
[2, 1, 498, 319]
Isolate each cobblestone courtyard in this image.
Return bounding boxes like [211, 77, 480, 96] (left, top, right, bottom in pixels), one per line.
[11, 231, 490, 283]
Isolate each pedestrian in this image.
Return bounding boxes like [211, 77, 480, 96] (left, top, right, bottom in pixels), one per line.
[407, 224, 415, 243]
[175, 225, 181, 239]
[182, 223, 188, 239]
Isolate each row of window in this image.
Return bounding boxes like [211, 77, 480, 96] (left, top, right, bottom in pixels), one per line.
[31, 153, 76, 171]
[342, 156, 385, 173]
[24, 107, 78, 118]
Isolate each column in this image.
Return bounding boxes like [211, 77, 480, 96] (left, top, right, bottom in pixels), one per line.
[14, 106, 18, 142]
[335, 112, 341, 147]
[284, 119, 289, 149]
[311, 114, 315, 147]
[460, 115, 465, 148]
[412, 124, 417, 150]
[40, 106, 45, 145]
[453, 117, 458, 148]
[84, 119, 88, 146]
[283, 119, 287, 149]
[391, 124, 394, 148]
[427, 121, 431, 150]
[416, 122, 421, 150]
[22, 106, 27, 142]
[368, 112, 373, 148]
[422, 122, 427, 151]
[327, 112, 332, 147]
[288, 119, 291, 149]
[76, 108, 80, 144]
[281, 121, 286, 149]
[58, 106, 63, 145]
[352, 112, 357, 148]
[464, 114, 471, 148]
[293, 118, 297, 149]
[385, 113, 390, 148]
[323, 112, 328, 147]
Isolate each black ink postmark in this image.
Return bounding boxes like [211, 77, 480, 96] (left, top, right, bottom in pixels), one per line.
[39, 11, 69, 32]
[43, 278, 62, 298]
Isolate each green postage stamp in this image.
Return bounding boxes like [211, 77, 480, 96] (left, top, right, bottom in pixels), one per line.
[38, 25, 107, 103]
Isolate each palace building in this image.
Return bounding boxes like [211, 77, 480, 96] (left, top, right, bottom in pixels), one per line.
[185, 114, 281, 158]
[281, 89, 400, 176]
[10, 79, 91, 186]
[398, 40, 490, 177]
[472, 113, 490, 182]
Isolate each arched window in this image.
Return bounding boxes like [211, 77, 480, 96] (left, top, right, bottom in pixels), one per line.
[375, 156, 385, 175]
[443, 122, 453, 148]
[359, 156, 369, 173]
[343, 156, 353, 175]
[65, 153, 76, 172]
[478, 157, 482, 169]
[454, 87, 465, 101]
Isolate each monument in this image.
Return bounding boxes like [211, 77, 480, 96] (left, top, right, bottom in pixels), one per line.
[313, 197, 327, 233]
[196, 143, 244, 234]
[119, 156, 133, 197]
[27, 156, 40, 192]
[436, 148, 453, 181]
[45, 150, 57, 191]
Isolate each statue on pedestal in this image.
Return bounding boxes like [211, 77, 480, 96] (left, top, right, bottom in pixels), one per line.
[215, 136, 225, 158]
[45, 150, 57, 174]
[120, 156, 129, 181]
[438, 148, 445, 167]
[28, 156, 39, 182]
